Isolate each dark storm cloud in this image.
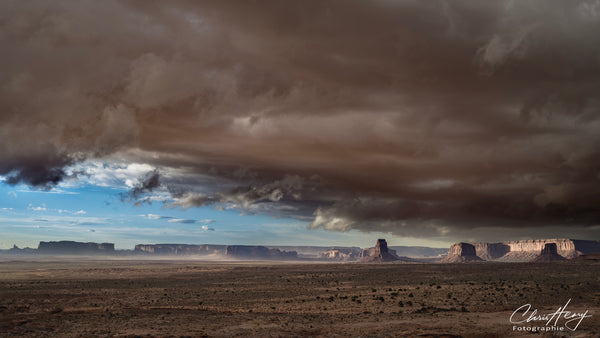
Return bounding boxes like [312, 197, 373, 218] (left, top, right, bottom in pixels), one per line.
[2, 0, 600, 240]
[121, 169, 161, 204]
[2, 156, 72, 190]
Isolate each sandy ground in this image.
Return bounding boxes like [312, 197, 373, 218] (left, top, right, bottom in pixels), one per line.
[0, 259, 599, 337]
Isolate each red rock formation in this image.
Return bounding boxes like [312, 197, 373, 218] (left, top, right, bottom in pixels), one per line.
[466, 239, 600, 261]
[362, 239, 399, 263]
[532, 243, 566, 262]
[472, 242, 510, 260]
[318, 249, 358, 261]
[441, 243, 483, 263]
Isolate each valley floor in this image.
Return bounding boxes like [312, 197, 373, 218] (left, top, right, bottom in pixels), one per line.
[0, 260, 599, 337]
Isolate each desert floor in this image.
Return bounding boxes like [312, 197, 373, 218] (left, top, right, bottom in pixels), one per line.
[0, 259, 599, 337]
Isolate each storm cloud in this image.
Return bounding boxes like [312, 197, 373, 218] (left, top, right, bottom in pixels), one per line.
[2, 0, 600, 241]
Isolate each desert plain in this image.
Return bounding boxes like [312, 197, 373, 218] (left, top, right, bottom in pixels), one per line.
[1, 259, 599, 337]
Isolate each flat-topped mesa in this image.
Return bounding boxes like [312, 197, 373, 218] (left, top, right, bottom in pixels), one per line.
[441, 242, 483, 263]
[474, 239, 600, 261]
[532, 243, 566, 262]
[361, 239, 399, 263]
[38, 241, 114, 255]
[134, 244, 226, 256]
[225, 245, 297, 260]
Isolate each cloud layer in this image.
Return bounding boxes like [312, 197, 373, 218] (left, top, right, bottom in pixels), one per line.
[2, 1, 600, 241]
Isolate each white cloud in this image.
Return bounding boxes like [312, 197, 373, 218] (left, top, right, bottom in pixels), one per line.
[201, 225, 215, 231]
[57, 209, 87, 215]
[168, 218, 196, 224]
[7, 191, 17, 198]
[17, 188, 78, 195]
[66, 160, 156, 189]
[1, 207, 13, 211]
[140, 214, 173, 220]
[27, 204, 47, 212]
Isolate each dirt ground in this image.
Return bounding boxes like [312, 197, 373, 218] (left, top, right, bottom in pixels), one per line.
[0, 259, 599, 337]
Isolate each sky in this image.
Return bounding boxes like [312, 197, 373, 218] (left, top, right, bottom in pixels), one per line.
[1, 0, 600, 249]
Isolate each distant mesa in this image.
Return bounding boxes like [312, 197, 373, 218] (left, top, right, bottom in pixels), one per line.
[571, 253, 600, 261]
[440, 242, 483, 263]
[387, 246, 448, 258]
[318, 248, 360, 261]
[361, 239, 401, 263]
[135, 244, 226, 256]
[38, 241, 114, 255]
[441, 239, 600, 263]
[4, 238, 599, 263]
[8, 244, 36, 254]
[532, 243, 566, 262]
[134, 244, 298, 260]
[316, 243, 444, 262]
[225, 245, 297, 260]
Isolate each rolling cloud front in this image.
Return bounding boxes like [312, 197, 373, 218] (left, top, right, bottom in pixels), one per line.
[2, 0, 600, 242]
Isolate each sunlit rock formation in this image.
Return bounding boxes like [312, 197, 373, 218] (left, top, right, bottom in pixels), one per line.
[318, 248, 359, 261]
[361, 239, 400, 263]
[449, 239, 600, 262]
[440, 242, 483, 263]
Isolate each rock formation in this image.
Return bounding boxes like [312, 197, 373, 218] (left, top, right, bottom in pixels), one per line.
[134, 244, 226, 256]
[472, 242, 510, 260]
[440, 242, 483, 263]
[38, 241, 115, 254]
[318, 248, 359, 261]
[532, 243, 566, 262]
[361, 239, 399, 263]
[447, 239, 600, 262]
[267, 246, 361, 258]
[225, 245, 297, 260]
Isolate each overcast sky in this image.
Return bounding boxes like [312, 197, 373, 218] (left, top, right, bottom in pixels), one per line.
[2, 0, 600, 249]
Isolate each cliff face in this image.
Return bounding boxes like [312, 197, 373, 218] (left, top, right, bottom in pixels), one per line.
[441, 243, 482, 263]
[472, 242, 510, 260]
[134, 244, 226, 255]
[225, 245, 297, 260]
[38, 241, 115, 254]
[460, 239, 600, 261]
[504, 239, 576, 252]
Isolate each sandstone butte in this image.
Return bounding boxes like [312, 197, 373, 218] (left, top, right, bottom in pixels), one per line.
[532, 243, 567, 262]
[361, 239, 401, 263]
